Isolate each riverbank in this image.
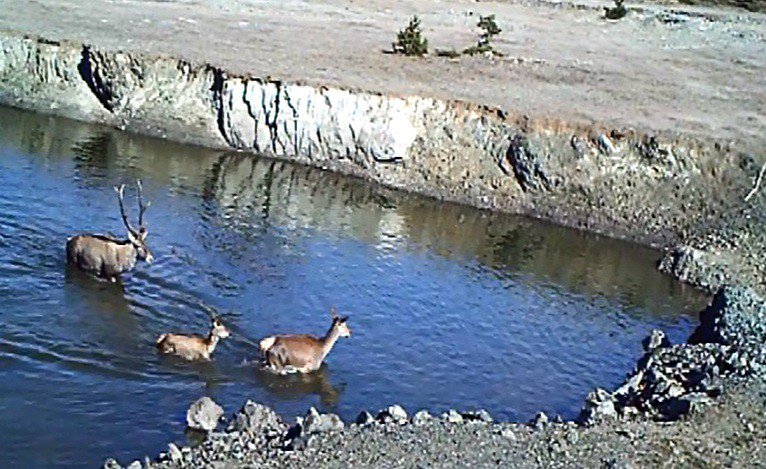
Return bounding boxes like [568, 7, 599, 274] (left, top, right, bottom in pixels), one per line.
[1, 0, 765, 467]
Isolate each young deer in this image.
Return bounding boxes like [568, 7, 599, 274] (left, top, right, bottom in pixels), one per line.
[66, 181, 154, 281]
[259, 308, 351, 374]
[156, 317, 231, 361]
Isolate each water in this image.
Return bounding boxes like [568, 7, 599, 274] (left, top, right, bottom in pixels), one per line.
[0, 106, 706, 467]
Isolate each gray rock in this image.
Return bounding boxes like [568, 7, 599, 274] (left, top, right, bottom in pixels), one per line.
[643, 329, 670, 353]
[462, 409, 493, 423]
[530, 412, 549, 430]
[355, 410, 374, 425]
[102, 459, 121, 469]
[579, 388, 617, 424]
[442, 409, 464, 424]
[168, 443, 183, 462]
[186, 396, 224, 432]
[411, 410, 433, 425]
[303, 407, 345, 435]
[377, 405, 408, 423]
[227, 400, 283, 434]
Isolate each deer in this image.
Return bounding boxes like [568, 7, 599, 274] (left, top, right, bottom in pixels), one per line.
[259, 308, 351, 374]
[156, 316, 231, 361]
[66, 180, 154, 281]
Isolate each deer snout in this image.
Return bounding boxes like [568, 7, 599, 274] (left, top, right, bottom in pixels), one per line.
[145, 252, 155, 264]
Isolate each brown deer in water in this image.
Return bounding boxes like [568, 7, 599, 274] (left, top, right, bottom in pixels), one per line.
[66, 181, 154, 281]
[156, 316, 231, 361]
[259, 308, 351, 374]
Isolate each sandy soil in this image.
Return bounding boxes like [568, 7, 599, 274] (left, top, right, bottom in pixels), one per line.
[0, 0, 764, 151]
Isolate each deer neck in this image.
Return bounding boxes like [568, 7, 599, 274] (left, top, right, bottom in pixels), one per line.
[205, 332, 220, 355]
[319, 325, 341, 361]
[116, 242, 137, 271]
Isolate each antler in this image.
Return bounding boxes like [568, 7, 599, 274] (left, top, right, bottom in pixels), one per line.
[330, 306, 339, 320]
[114, 184, 138, 237]
[136, 180, 151, 230]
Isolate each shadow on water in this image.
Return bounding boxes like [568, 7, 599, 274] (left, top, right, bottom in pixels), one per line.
[0, 106, 709, 467]
[255, 366, 346, 407]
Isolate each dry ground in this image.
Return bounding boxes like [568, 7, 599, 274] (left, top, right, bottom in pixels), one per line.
[0, 0, 764, 152]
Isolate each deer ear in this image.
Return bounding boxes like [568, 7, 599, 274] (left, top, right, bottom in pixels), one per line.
[138, 227, 148, 241]
[127, 230, 138, 243]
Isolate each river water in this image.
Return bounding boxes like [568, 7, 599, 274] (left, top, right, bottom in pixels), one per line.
[0, 106, 706, 467]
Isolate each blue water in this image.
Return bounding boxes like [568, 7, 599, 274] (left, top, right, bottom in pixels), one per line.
[0, 106, 707, 467]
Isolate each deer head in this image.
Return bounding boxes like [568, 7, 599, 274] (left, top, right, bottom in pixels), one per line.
[210, 316, 231, 339]
[330, 307, 351, 338]
[115, 180, 154, 264]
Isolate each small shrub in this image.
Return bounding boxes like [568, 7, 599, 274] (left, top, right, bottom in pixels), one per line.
[435, 48, 461, 58]
[393, 16, 429, 56]
[604, 0, 628, 20]
[464, 14, 503, 56]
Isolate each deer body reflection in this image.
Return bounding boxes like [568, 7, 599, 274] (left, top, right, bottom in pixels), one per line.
[260, 309, 351, 374]
[66, 181, 153, 281]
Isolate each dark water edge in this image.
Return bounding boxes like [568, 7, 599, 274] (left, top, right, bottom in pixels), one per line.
[0, 106, 707, 467]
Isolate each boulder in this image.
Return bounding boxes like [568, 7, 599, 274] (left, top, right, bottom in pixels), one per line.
[302, 407, 345, 435]
[377, 405, 408, 423]
[186, 396, 224, 432]
[227, 400, 283, 434]
[642, 329, 670, 353]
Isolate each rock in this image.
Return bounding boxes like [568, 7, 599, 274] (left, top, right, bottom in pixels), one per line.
[503, 134, 552, 192]
[227, 400, 283, 434]
[186, 396, 224, 432]
[462, 409, 493, 423]
[643, 329, 670, 353]
[579, 388, 617, 425]
[377, 405, 408, 423]
[355, 410, 375, 425]
[411, 410, 433, 425]
[168, 443, 183, 462]
[303, 407, 345, 434]
[598, 134, 619, 154]
[102, 459, 121, 469]
[530, 412, 549, 430]
[442, 409, 464, 424]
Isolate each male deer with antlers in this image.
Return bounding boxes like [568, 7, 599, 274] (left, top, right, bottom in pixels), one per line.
[66, 180, 154, 281]
[259, 308, 351, 374]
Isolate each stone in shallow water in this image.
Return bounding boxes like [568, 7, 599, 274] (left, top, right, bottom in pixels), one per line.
[186, 396, 224, 432]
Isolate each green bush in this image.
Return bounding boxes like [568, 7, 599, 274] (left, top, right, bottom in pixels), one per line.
[393, 16, 429, 56]
[464, 14, 503, 56]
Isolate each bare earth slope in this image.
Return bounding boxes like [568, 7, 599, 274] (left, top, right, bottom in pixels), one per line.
[1, 0, 765, 152]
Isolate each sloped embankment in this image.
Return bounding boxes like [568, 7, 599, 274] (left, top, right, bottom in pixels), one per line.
[1, 33, 764, 294]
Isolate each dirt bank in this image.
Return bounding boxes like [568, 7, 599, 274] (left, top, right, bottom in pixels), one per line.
[1, 0, 766, 467]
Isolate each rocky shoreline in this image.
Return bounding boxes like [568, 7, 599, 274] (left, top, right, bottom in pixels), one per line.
[101, 286, 766, 468]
